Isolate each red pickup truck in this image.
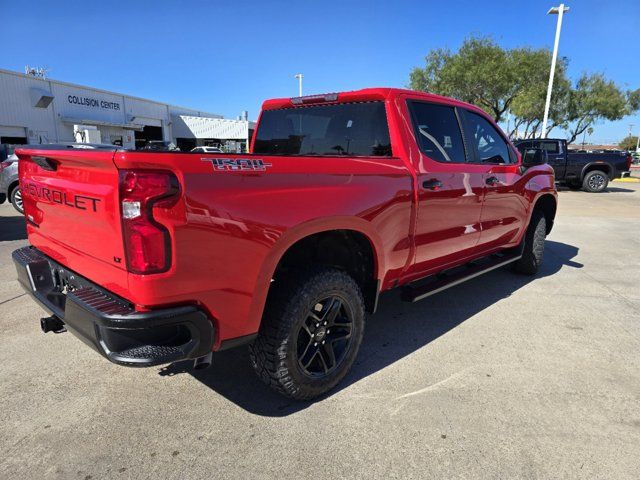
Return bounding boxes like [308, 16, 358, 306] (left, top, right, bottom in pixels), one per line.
[13, 88, 557, 399]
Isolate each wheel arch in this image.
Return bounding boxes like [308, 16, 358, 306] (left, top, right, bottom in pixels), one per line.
[7, 180, 19, 202]
[581, 162, 613, 180]
[532, 193, 557, 235]
[248, 217, 385, 328]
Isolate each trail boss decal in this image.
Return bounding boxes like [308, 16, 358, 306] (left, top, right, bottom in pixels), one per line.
[202, 158, 272, 172]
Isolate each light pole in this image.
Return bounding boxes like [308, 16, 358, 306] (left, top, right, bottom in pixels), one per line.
[294, 74, 303, 97]
[541, 4, 569, 139]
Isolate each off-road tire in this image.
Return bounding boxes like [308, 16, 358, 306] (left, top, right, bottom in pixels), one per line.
[249, 268, 365, 400]
[10, 186, 23, 214]
[582, 170, 609, 193]
[513, 210, 546, 275]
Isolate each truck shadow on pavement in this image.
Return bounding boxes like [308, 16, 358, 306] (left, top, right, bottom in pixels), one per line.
[603, 187, 635, 193]
[0, 214, 27, 241]
[159, 240, 582, 416]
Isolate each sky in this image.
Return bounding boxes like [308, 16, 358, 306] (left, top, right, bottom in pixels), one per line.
[2, 0, 639, 144]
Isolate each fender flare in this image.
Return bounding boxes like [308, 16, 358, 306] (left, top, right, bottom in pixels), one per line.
[521, 169, 557, 242]
[524, 191, 557, 238]
[245, 216, 385, 330]
[580, 162, 614, 181]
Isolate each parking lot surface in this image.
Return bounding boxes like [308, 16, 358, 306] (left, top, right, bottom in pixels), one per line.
[1, 183, 639, 479]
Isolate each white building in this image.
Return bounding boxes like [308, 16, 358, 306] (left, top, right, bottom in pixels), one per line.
[0, 68, 255, 152]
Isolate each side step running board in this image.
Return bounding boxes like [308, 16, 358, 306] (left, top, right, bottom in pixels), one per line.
[401, 248, 523, 303]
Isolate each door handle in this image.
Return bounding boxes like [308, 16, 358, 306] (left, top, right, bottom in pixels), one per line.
[423, 179, 443, 191]
[485, 176, 500, 186]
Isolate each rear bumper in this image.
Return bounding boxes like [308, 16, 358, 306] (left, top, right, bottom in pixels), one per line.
[12, 246, 214, 367]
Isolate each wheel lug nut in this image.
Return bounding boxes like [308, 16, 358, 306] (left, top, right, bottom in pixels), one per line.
[327, 330, 330, 334]
[323, 321, 327, 325]
[315, 323, 319, 328]
[314, 342, 318, 346]
[321, 340, 325, 344]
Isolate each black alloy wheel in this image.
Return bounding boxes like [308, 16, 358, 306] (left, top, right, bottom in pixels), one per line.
[296, 295, 354, 377]
[249, 268, 365, 400]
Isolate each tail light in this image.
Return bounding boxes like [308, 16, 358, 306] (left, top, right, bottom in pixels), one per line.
[626, 154, 632, 170]
[290, 93, 338, 105]
[119, 170, 179, 274]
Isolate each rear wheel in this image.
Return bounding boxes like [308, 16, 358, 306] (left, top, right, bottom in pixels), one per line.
[10, 186, 23, 214]
[513, 210, 546, 275]
[249, 268, 365, 400]
[582, 170, 609, 193]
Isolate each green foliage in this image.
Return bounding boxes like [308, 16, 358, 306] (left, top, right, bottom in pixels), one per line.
[619, 135, 639, 151]
[409, 36, 639, 141]
[564, 73, 629, 143]
[508, 50, 570, 138]
[627, 89, 640, 112]
[409, 37, 527, 122]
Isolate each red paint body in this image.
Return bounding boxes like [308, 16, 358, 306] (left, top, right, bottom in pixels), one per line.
[17, 88, 556, 349]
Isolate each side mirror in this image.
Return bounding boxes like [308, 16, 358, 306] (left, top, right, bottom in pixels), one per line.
[521, 148, 548, 168]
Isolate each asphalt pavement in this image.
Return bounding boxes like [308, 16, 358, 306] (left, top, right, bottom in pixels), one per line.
[1, 183, 639, 479]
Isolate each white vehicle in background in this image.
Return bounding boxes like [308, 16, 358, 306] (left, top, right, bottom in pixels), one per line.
[191, 146, 223, 153]
[0, 153, 22, 214]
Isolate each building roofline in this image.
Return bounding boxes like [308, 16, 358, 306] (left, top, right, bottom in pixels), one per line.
[0, 67, 223, 117]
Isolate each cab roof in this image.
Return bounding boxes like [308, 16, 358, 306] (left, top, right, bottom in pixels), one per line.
[261, 87, 487, 116]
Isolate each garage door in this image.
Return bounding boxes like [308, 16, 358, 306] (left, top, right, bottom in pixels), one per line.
[0, 126, 27, 138]
[134, 125, 163, 150]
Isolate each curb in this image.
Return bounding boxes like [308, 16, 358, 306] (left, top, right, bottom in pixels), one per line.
[613, 178, 640, 183]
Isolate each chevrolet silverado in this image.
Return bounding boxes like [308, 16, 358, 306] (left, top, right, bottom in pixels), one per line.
[13, 88, 557, 399]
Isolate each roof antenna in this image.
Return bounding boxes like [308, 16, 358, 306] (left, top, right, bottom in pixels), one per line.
[24, 65, 50, 79]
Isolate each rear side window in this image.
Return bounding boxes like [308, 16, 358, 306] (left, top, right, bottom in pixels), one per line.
[253, 102, 392, 156]
[464, 111, 511, 164]
[541, 141, 560, 154]
[408, 102, 467, 163]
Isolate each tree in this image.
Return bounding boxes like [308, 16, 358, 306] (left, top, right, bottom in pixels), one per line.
[410, 37, 639, 142]
[619, 135, 639, 151]
[410, 37, 543, 123]
[627, 88, 640, 112]
[508, 50, 570, 138]
[564, 73, 629, 144]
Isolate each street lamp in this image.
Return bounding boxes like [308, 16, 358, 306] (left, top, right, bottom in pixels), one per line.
[541, 3, 569, 139]
[294, 73, 303, 97]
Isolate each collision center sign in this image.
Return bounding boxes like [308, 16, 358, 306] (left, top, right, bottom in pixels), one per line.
[67, 95, 120, 110]
[55, 85, 125, 124]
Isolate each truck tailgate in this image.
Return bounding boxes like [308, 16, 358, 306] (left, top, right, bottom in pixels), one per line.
[17, 148, 127, 273]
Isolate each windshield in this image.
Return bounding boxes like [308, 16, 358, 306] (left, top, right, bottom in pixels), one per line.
[253, 102, 392, 157]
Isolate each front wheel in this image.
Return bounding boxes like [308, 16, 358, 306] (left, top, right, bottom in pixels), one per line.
[582, 170, 609, 193]
[10, 187, 23, 214]
[513, 211, 546, 275]
[249, 268, 365, 400]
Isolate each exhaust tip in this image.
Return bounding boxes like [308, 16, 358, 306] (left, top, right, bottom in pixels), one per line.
[40, 315, 66, 334]
[193, 352, 213, 370]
